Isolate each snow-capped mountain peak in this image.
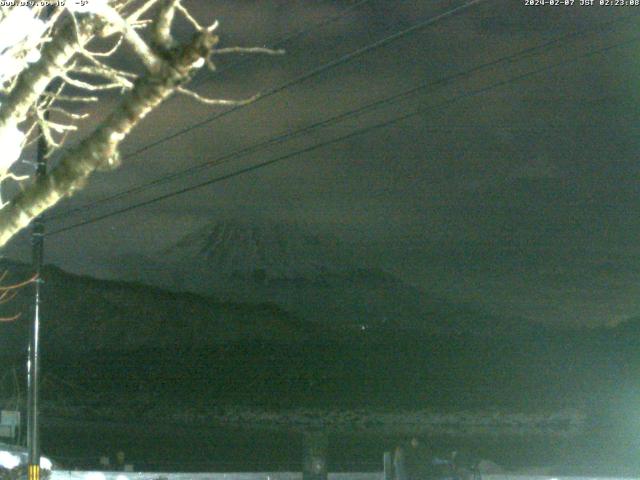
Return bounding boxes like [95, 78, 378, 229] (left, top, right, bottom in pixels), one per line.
[165, 218, 348, 280]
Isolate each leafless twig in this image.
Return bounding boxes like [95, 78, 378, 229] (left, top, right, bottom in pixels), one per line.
[176, 87, 259, 106]
[0, 272, 38, 322]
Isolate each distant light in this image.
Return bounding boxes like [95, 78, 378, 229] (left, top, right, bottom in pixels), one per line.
[40, 456, 52, 470]
[0, 450, 52, 471]
[0, 450, 20, 469]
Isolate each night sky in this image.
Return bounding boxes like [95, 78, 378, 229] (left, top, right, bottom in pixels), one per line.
[5, 0, 640, 328]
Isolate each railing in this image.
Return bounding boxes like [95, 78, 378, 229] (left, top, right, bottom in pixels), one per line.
[49, 473, 640, 480]
[50, 473, 381, 480]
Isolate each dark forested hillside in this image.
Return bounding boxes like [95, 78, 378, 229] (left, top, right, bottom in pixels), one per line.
[0, 260, 636, 413]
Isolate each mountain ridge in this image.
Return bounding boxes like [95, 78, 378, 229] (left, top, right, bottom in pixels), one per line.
[106, 218, 547, 337]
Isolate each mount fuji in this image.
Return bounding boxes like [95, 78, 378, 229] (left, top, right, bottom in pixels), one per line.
[167, 218, 351, 280]
[109, 218, 536, 337]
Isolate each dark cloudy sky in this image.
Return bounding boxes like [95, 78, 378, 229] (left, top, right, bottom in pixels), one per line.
[6, 0, 640, 327]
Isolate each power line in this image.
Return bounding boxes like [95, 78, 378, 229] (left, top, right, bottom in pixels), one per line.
[119, 0, 489, 162]
[48, 11, 640, 222]
[46, 33, 640, 237]
[93, 0, 378, 119]
[183, 0, 377, 88]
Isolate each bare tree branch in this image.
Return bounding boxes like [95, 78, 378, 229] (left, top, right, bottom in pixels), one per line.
[0, 15, 99, 132]
[81, 33, 125, 57]
[174, 1, 202, 32]
[0, 2, 277, 248]
[153, 0, 178, 49]
[2, 173, 29, 182]
[44, 93, 99, 103]
[126, 0, 163, 24]
[48, 107, 90, 121]
[176, 87, 258, 106]
[0, 29, 220, 247]
[98, 4, 163, 72]
[73, 61, 137, 89]
[60, 71, 130, 91]
[0, 272, 38, 322]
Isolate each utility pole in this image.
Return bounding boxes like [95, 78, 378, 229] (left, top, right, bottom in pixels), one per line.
[26, 14, 54, 479]
[26, 105, 48, 480]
